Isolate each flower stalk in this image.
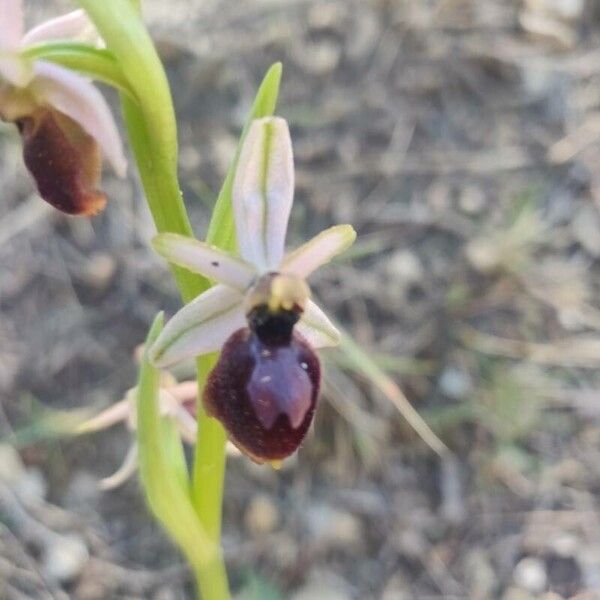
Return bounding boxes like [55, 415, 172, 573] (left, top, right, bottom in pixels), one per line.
[68, 2, 282, 597]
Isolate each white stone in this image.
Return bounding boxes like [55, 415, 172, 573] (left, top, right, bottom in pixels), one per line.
[244, 494, 279, 535]
[43, 534, 89, 583]
[306, 504, 362, 549]
[439, 367, 472, 400]
[513, 556, 547, 594]
[387, 250, 423, 285]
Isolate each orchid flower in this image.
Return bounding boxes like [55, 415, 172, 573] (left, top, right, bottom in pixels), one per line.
[77, 376, 199, 490]
[0, 0, 126, 215]
[150, 116, 355, 463]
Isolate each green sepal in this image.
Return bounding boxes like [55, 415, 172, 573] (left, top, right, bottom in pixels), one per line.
[206, 62, 282, 252]
[22, 42, 137, 100]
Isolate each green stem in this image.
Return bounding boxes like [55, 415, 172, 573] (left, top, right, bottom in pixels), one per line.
[76, 2, 227, 597]
[76, 3, 283, 597]
[194, 557, 230, 600]
[121, 95, 228, 600]
[192, 353, 225, 541]
[120, 96, 203, 300]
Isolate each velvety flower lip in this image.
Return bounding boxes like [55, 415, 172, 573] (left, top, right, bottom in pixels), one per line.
[149, 116, 356, 368]
[0, 0, 126, 214]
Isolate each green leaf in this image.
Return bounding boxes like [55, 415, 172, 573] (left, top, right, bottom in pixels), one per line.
[22, 43, 136, 100]
[136, 313, 216, 569]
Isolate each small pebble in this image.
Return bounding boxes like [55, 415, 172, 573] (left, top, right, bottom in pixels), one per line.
[513, 556, 548, 594]
[438, 367, 472, 400]
[293, 40, 341, 75]
[466, 238, 502, 273]
[459, 186, 487, 215]
[387, 250, 423, 285]
[306, 505, 362, 549]
[244, 494, 279, 535]
[43, 533, 89, 583]
[84, 253, 117, 290]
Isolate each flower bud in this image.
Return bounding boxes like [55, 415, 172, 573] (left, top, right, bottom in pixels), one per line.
[17, 107, 106, 215]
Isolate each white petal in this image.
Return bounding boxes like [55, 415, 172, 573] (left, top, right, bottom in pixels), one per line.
[150, 285, 246, 368]
[22, 10, 98, 47]
[99, 443, 138, 490]
[233, 117, 294, 270]
[31, 61, 127, 177]
[153, 233, 256, 290]
[0, 0, 24, 50]
[282, 225, 356, 278]
[297, 300, 340, 348]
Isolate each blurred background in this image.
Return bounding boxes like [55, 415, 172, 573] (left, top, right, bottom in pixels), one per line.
[1, 0, 600, 598]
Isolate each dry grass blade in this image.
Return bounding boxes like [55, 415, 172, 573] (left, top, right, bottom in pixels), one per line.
[334, 323, 449, 457]
[459, 325, 600, 368]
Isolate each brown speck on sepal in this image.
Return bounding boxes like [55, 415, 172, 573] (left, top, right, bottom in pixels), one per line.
[203, 328, 321, 463]
[18, 107, 106, 216]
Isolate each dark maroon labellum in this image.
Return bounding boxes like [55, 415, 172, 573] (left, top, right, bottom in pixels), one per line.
[203, 327, 321, 463]
[18, 108, 106, 216]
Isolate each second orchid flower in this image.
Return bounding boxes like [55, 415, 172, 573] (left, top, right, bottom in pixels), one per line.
[0, 0, 126, 215]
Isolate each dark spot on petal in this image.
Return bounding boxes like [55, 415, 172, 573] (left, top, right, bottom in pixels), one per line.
[211, 260, 219, 267]
[19, 108, 106, 216]
[203, 328, 321, 462]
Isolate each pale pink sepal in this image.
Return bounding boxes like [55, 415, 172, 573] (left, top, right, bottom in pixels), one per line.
[31, 61, 127, 177]
[21, 9, 98, 47]
[0, 0, 24, 50]
[99, 443, 137, 490]
[297, 300, 340, 348]
[233, 117, 294, 271]
[150, 285, 245, 368]
[76, 398, 129, 434]
[282, 224, 356, 278]
[152, 233, 256, 290]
